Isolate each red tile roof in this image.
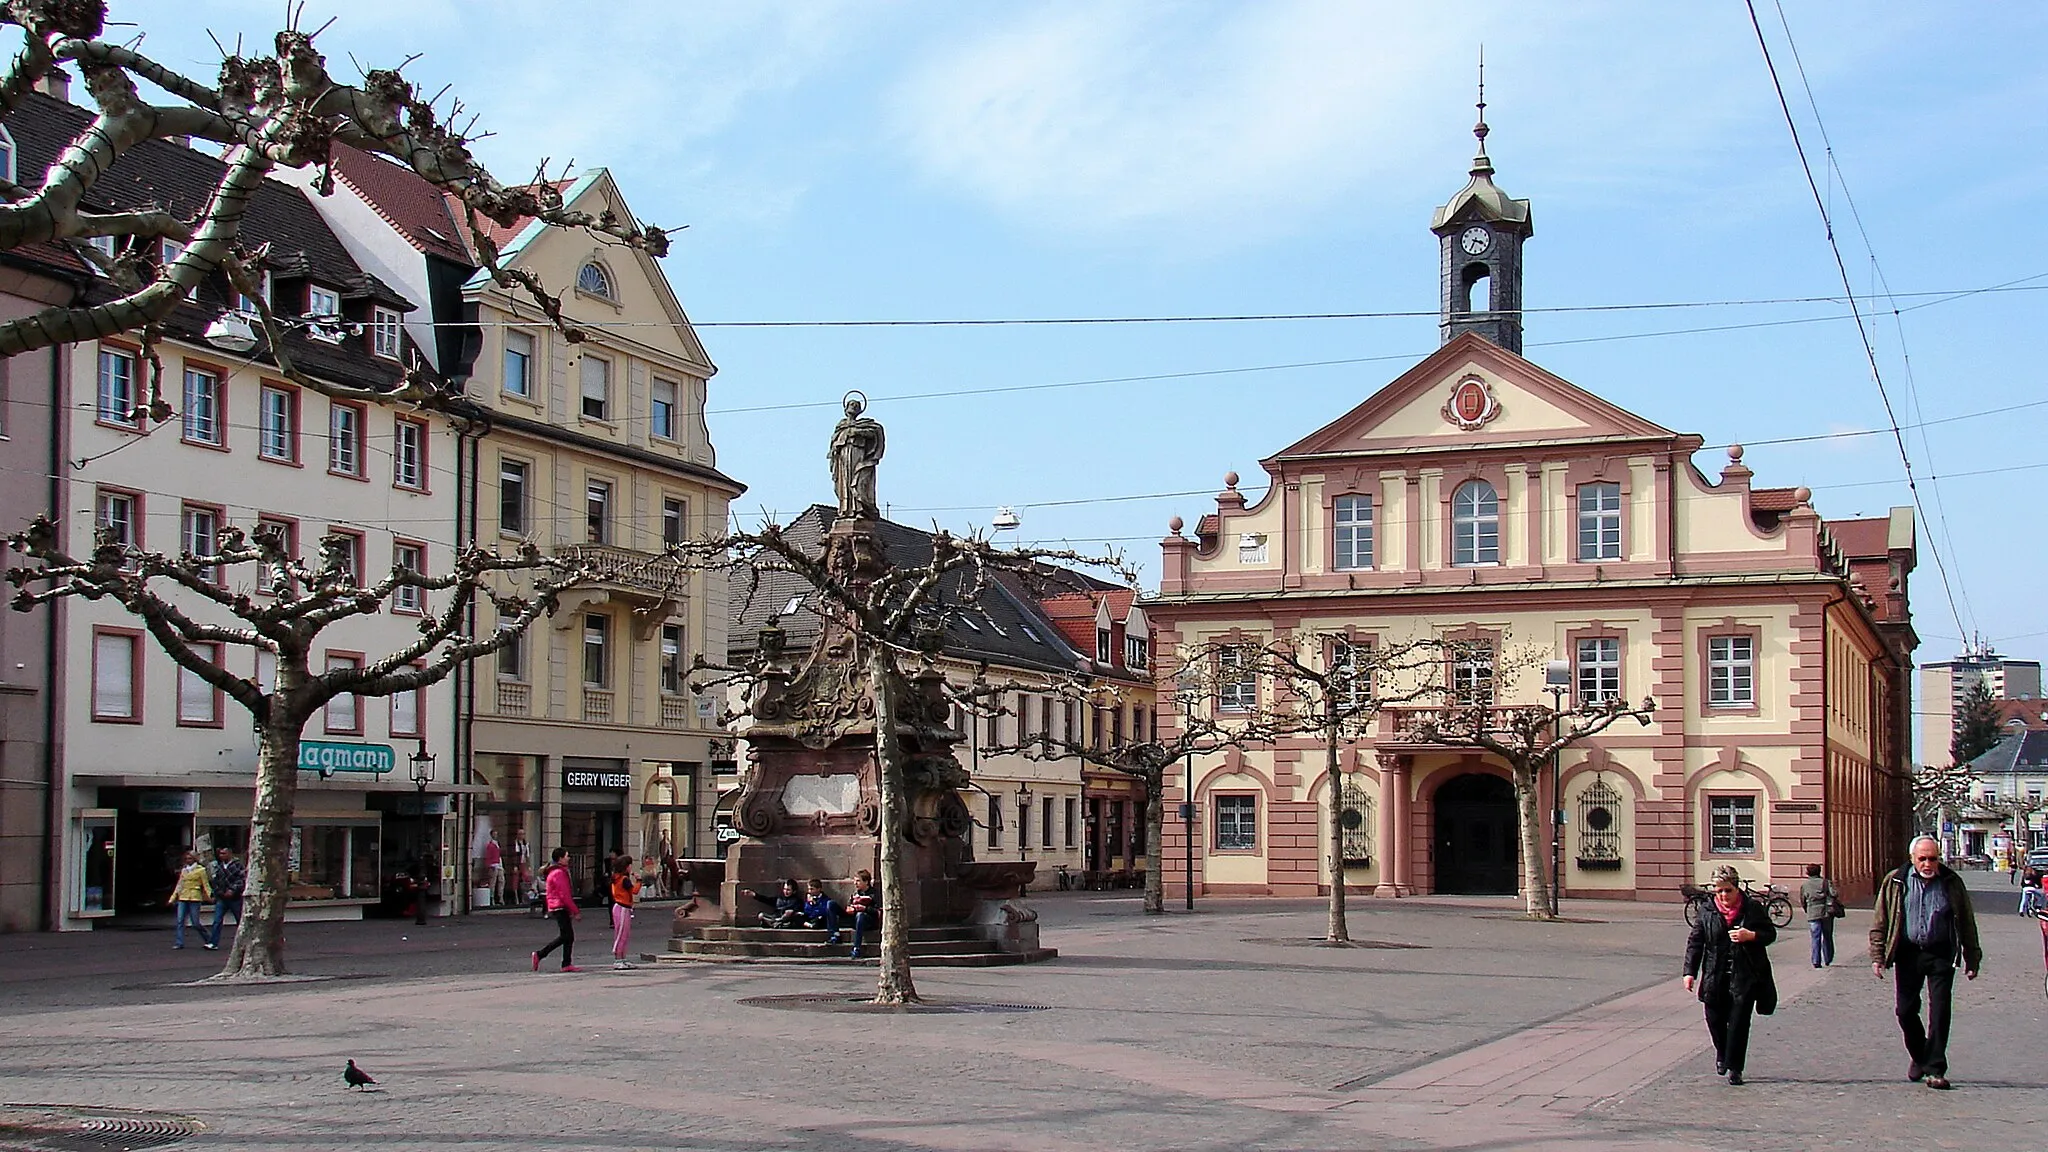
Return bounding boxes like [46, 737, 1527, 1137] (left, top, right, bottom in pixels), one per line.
[331, 147, 472, 264]
[1825, 517, 1893, 559]
[1038, 590, 1136, 654]
[1751, 487, 1802, 513]
[443, 178, 577, 259]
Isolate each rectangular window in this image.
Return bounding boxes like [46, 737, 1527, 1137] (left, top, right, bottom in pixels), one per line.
[585, 480, 610, 544]
[582, 614, 610, 688]
[1096, 628, 1113, 663]
[182, 505, 220, 584]
[1577, 482, 1623, 561]
[178, 643, 222, 726]
[390, 681, 422, 738]
[660, 623, 685, 695]
[1041, 796, 1055, 849]
[497, 628, 525, 680]
[370, 307, 401, 359]
[662, 497, 687, 548]
[1218, 647, 1256, 713]
[96, 348, 136, 426]
[328, 403, 363, 476]
[233, 271, 271, 315]
[181, 367, 222, 446]
[328, 530, 363, 585]
[92, 631, 140, 721]
[988, 795, 1002, 849]
[259, 385, 296, 462]
[1126, 633, 1149, 668]
[1707, 635, 1755, 708]
[95, 490, 138, 549]
[255, 648, 277, 693]
[307, 285, 340, 317]
[1017, 799, 1029, 849]
[1576, 636, 1621, 704]
[392, 542, 425, 614]
[1708, 795, 1757, 854]
[503, 331, 533, 398]
[1064, 797, 1077, 849]
[498, 458, 528, 535]
[1333, 494, 1374, 570]
[324, 654, 363, 734]
[651, 378, 677, 440]
[392, 417, 425, 490]
[580, 355, 610, 421]
[1450, 640, 1495, 708]
[1214, 795, 1258, 851]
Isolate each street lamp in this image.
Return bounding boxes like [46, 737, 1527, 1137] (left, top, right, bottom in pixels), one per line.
[1543, 659, 1571, 920]
[409, 738, 437, 926]
[1176, 668, 1202, 912]
[1017, 780, 1032, 863]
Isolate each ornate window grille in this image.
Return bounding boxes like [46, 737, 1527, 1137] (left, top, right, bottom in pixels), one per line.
[1340, 775, 1376, 865]
[1576, 775, 1624, 869]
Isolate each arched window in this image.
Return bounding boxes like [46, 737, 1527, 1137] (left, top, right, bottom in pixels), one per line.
[576, 261, 615, 300]
[1451, 480, 1499, 566]
[1456, 262, 1491, 315]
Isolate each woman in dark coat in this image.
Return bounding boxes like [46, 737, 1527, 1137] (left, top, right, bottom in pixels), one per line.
[1683, 864, 1779, 1085]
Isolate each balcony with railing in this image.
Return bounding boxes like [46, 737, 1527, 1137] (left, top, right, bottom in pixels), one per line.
[552, 543, 687, 596]
[1374, 703, 1525, 748]
[660, 696, 691, 728]
[495, 681, 530, 717]
[583, 689, 614, 724]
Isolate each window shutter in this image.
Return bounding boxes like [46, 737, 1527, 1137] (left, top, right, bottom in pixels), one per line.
[178, 662, 213, 722]
[94, 634, 134, 717]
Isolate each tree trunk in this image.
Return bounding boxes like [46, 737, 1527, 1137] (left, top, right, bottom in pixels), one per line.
[1324, 719, 1349, 943]
[216, 707, 302, 978]
[1513, 761, 1554, 920]
[1142, 770, 1164, 915]
[866, 645, 918, 1005]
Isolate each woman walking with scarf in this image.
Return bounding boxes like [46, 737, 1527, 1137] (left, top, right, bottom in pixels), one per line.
[1683, 865, 1779, 1085]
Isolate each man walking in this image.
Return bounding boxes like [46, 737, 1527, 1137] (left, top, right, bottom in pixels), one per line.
[1870, 836, 1982, 1090]
[207, 846, 245, 949]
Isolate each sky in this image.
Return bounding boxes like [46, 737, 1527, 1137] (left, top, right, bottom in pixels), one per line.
[108, 1, 2048, 670]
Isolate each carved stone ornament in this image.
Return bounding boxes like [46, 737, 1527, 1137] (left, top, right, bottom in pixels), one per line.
[732, 783, 786, 838]
[1441, 374, 1502, 431]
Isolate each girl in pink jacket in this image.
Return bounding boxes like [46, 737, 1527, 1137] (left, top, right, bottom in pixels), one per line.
[530, 848, 582, 972]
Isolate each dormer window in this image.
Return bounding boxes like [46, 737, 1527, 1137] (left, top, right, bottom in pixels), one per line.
[160, 237, 187, 269]
[576, 261, 615, 300]
[370, 307, 401, 359]
[1126, 633, 1149, 669]
[1096, 627, 1113, 663]
[0, 125, 14, 184]
[308, 285, 340, 318]
[233, 271, 272, 315]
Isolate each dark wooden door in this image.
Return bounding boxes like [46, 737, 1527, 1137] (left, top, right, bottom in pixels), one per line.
[1434, 773, 1518, 895]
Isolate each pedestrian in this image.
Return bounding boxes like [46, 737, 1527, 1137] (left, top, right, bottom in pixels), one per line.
[846, 869, 879, 960]
[1798, 862, 1840, 968]
[2017, 864, 2042, 917]
[531, 847, 582, 973]
[609, 855, 640, 970]
[169, 850, 212, 950]
[1682, 865, 1778, 1086]
[1870, 835, 1982, 1091]
[207, 846, 245, 949]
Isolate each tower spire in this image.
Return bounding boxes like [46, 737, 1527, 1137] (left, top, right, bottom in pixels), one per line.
[1471, 47, 1493, 176]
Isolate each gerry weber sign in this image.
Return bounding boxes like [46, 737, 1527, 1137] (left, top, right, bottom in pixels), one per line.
[564, 766, 631, 790]
[298, 740, 394, 777]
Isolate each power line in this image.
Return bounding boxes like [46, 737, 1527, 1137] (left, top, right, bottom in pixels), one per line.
[1746, 0, 1970, 643]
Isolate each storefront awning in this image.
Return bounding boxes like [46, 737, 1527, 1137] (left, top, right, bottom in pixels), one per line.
[72, 769, 491, 795]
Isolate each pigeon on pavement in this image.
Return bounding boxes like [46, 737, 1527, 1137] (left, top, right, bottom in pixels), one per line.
[343, 1060, 377, 1090]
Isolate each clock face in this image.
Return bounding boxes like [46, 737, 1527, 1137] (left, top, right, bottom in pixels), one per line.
[1460, 226, 1491, 255]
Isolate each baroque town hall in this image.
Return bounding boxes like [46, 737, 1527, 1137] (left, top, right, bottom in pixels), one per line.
[1147, 102, 1916, 905]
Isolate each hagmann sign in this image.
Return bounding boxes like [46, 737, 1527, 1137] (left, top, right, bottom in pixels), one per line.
[298, 740, 395, 777]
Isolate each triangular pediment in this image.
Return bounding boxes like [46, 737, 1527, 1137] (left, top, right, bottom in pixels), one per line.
[1269, 333, 1677, 461]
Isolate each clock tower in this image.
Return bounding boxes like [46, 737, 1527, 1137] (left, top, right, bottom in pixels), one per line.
[1431, 71, 1532, 353]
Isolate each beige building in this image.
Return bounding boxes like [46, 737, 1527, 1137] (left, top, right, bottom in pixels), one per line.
[1147, 120, 1915, 904]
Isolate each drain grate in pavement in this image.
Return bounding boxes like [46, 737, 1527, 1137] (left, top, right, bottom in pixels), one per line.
[1, 1104, 204, 1151]
[738, 993, 1046, 1015]
[1240, 937, 1428, 949]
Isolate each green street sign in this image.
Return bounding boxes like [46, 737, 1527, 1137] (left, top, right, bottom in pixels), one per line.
[299, 740, 395, 776]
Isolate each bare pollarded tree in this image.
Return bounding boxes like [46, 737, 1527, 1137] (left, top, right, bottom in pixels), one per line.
[5, 516, 590, 977]
[0, 1, 671, 407]
[679, 521, 1129, 1005]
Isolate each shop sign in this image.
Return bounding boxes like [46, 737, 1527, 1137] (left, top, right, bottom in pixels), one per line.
[299, 740, 395, 777]
[564, 766, 631, 790]
[135, 790, 199, 815]
[394, 795, 454, 816]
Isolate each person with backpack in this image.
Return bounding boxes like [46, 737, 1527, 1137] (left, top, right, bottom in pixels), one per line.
[608, 855, 640, 970]
[1798, 863, 1841, 967]
[208, 846, 246, 949]
[530, 848, 582, 973]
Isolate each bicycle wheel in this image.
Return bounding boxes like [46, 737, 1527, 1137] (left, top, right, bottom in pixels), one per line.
[1768, 896, 1793, 928]
[1684, 898, 1702, 928]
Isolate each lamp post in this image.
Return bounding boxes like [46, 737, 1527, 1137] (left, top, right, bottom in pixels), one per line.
[1176, 669, 1200, 912]
[409, 738, 437, 926]
[1017, 780, 1032, 865]
[1542, 659, 1571, 920]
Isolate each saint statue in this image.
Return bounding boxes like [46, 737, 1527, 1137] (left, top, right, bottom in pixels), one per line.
[828, 393, 885, 521]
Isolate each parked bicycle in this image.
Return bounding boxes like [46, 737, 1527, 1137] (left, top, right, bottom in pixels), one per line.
[1681, 877, 1793, 929]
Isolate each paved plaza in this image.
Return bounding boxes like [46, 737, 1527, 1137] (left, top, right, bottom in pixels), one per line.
[1, 888, 2044, 1151]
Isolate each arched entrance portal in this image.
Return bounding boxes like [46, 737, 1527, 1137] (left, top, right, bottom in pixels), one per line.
[1434, 773, 1518, 895]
